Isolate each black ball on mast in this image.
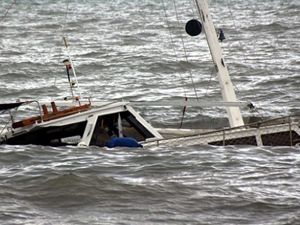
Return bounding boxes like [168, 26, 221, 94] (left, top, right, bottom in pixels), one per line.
[185, 19, 202, 36]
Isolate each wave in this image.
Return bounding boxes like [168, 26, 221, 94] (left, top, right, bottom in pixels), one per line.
[0, 145, 300, 224]
[246, 22, 290, 32]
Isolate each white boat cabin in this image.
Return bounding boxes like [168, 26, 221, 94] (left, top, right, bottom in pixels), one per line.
[0, 101, 162, 147]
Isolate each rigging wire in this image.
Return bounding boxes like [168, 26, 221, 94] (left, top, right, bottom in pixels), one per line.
[161, 0, 188, 97]
[224, 0, 263, 119]
[163, 0, 188, 128]
[188, 0, 216, 97]
[62, 0, 71, 38]
[134, 1, 186, 96]
[185, 0, 197, 18]
[0, 0, 17, 23]
[192, 0, 218, 99]
[56, 0, 71, 85]
[219, 0, 241, 95]
[58, 0, 83, 100]
[135, 0, 190, 127]
[204, 66, 215, 97]
[171, 0, 199, 100]
[0, 115, 12, 136]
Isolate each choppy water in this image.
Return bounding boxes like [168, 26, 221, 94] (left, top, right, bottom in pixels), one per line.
[1, 145, 300, 225]
[0, 0, 300, 224]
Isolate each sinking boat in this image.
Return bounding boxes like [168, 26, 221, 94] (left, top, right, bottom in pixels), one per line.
[0, 100, 162, 147]
[0, 0, 299, 147]
[145, 0, 300, 147]
[0, 46, 163, 147]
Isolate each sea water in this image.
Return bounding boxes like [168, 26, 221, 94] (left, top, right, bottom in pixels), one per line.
[0, 0, 299, 224]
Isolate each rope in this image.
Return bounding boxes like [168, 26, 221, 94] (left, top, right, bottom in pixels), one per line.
[0, 0, 17, 23]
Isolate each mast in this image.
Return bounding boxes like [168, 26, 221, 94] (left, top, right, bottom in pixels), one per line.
[194, 0, 244, 127]
[62, 37, 82, 101]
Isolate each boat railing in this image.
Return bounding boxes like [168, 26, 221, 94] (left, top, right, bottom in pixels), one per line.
[10, 100, 91, 129]
[206, 115, 299, 136]
[149, 114, 300, 146]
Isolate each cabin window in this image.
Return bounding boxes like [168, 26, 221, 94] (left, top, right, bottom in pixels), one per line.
[45, 121, 87, 146]
[6, 121, 87, 146]
[90, 111, 154, 147]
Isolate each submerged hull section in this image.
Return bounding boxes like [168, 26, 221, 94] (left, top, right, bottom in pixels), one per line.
[150, 117, 300, 147]
[0, 102, 163, 147]
[209, 130, 300, 146]
[2, 122, 87, 146]
[1, 101, 299, 148]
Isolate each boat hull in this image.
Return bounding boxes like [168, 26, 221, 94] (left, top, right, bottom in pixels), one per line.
[1, 122, 87, 146]
[150, 118, 300, 147]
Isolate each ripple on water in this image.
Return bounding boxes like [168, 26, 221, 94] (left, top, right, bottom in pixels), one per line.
[1, 0, 300, 224]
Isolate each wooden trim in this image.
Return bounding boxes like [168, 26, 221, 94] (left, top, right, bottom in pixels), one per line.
[12, 103, 91, 129]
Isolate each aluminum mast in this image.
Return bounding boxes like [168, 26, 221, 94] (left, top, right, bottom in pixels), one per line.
[194, 0, 244, 127]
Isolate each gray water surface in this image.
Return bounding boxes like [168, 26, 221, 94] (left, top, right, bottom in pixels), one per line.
[0, 0, 300, 224]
